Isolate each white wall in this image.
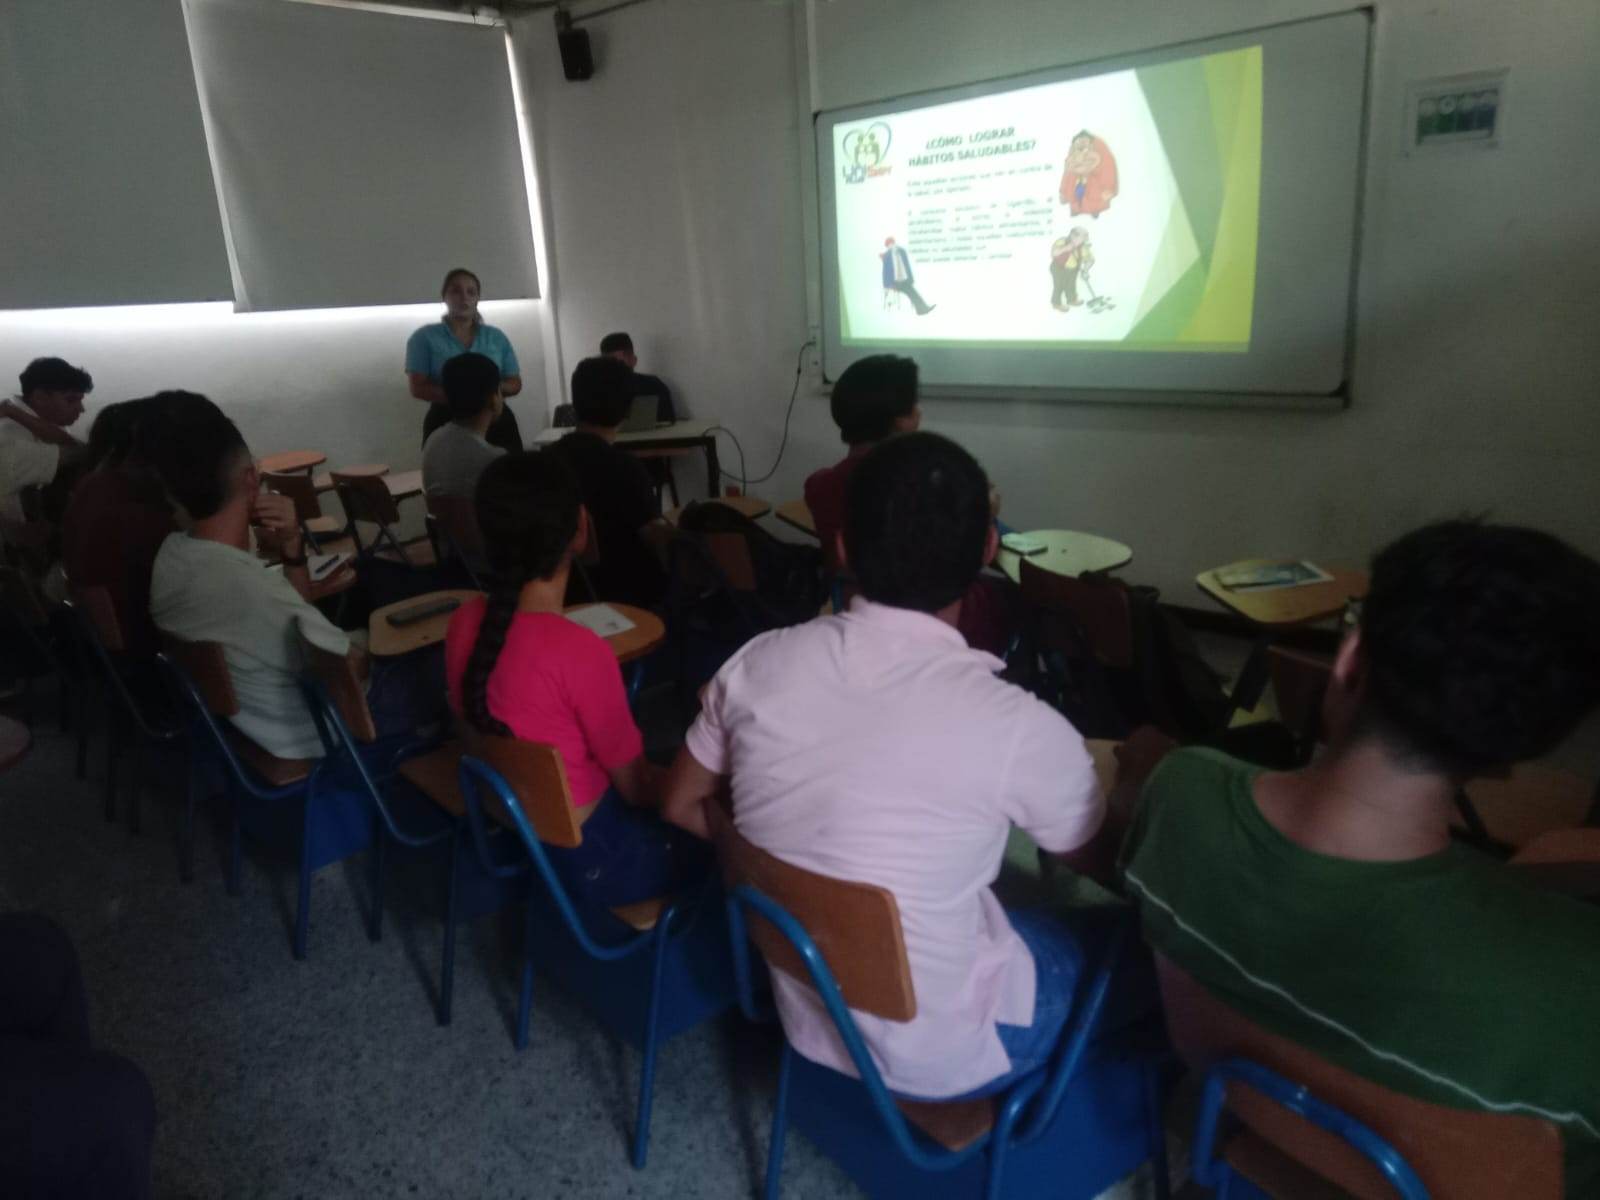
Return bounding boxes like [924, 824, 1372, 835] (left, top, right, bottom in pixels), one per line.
[0, 300, 546, 522]
[517, 0, 1600, 600]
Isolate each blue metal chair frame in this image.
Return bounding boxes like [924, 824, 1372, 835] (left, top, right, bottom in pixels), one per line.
[66, 601, 185, 842]
[725, 887, 1167, 1200]
[456, 754, 730, 1168]
[299, 677, 455, 943]
[1189, 1058, 1429, 1200]
[156, 652, 370, 960]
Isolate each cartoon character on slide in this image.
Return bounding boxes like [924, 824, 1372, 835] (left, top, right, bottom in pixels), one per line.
[1050, 229, 1094, 310]
[1059, 130, 1118, 217]
[880, 237, 935, 315]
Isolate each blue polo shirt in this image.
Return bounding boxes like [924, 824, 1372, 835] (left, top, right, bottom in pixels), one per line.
[404, 320, 521, 382]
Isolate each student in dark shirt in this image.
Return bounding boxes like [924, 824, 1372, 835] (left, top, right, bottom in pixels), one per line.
[546, 357, 668, 607]
[600, 331, 674, 422]
[60, 395, 182, 655]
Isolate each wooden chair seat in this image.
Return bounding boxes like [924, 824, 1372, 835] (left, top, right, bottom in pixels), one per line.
[893, 1095, 996, 1152]
[398, 742, 466, 816]
[609, 896, 668, 931]
[304, 514, 344, 538]
[1458, 764, 1593, 850]
[1511, 827, 1600, 900]
[224, 726, 313, 786]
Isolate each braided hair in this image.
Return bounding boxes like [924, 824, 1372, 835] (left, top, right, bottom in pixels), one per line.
[460, 451, 582, 738]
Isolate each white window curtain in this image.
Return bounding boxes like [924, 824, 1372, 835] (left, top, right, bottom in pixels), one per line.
[0, 0, 233, 310]
[184, 0, 540, 311]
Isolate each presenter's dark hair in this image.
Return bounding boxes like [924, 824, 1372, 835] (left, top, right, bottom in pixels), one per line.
[441, 267, 481, 295]
[570, 356, 634, 428]
[441, 352, 500, 421]
[600, 332, 634, 356]
[19, 357, 93, 398]
[137, 392, 246, 520]
[1355, 519, 1600, 775]
[831, 355, 918, 445]
[845, 432, 989, 614]
[460, 453, 582, 738]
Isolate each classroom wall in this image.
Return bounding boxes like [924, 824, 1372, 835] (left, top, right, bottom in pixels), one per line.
[517, 0, 1600, 600]
[0, 302, 547, 519]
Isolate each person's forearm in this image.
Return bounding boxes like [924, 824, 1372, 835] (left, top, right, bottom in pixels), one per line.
[408, 375, 446, 405]
[500, 375, 523, 398]
[1052, 811, 1127, 888]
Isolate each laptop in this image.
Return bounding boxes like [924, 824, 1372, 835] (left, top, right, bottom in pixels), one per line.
[618, 395, 671, 434]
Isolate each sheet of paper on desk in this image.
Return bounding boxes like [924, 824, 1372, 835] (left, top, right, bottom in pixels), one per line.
[564, 604, 636, 637]
[1218, 561, 1333, 591]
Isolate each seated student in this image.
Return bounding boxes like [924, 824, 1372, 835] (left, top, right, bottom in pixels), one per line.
[146, 395, 435, 760]
[601, 331, 674, 422]
[0, 357, 90, 525]
[60, 395, 181, 656]
[0, 913, 155, 1198]
[545, 357, 668, 607]
[662, 432, 1119, 1101]
[444, 452, 706, 906]
[803, 354, 1013, 653]
[422, 352, 506, 500]
[1121, 520, 1600, 1193]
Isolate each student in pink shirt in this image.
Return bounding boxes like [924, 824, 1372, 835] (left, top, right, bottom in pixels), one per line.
[443, 452, 708, 907]
[664, 432, 1128, 1101]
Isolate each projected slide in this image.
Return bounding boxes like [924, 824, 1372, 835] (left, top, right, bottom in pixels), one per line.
[832, 45, 1262, 352]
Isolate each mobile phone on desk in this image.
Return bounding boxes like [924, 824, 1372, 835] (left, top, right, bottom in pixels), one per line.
[1001, 532, 1047, 556]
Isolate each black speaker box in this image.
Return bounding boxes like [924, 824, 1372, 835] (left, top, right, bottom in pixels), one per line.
[558, 28, 593, 81]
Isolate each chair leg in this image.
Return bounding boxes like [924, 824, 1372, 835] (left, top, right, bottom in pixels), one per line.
[128, 740, 144, 835]
[368, 817, 386, 943]
[438, 826, 460, 1027]
[765, 1041, 793, 1200]
[103, 705, 119, 823]
[631, 919, 675, 1169]
[74, 682, 89, 780]
[180, 750, 199, 885]
[514, 898, 536, 1051]
[293, 789, 314, 960]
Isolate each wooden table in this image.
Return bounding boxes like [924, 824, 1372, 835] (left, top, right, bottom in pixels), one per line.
[995, 530, 1133, 584]
[533, 419, 723, 499]
[666, 495, 771, 524]
[0, 715, 31, 772]
[331, 463, 391, 480]
[774, 499, 817, 538]
[1196, 558, 1370, 717]
[258, 449, 326, 475]
[367, 590, 666, 663]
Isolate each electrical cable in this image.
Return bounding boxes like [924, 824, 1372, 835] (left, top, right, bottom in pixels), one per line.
[706, 337, 815, 496]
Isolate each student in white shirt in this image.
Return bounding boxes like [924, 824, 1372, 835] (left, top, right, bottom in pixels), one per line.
[144, 394, 440, 760]
[0, 357, 90, 524]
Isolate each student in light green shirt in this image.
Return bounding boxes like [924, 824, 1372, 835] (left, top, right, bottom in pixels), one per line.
[1121, 520, 1600, 1193]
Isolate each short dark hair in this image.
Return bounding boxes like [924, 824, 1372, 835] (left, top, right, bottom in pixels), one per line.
[1356, 519, 1600, 775]
[441, 352, 500, 422]
[830, 355, 918, 445]
[844, 432, 989, 613]
[441, 267, 481, 295]
[570, 356, 634, 428]
[138, 392, 249, 521]
[599, 332, 634, 356]
[19, 357, 93, 398]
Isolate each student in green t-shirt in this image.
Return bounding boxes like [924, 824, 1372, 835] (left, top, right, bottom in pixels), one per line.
[1121, 519, 1600, 1192]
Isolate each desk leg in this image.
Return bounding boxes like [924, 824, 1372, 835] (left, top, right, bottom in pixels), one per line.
[1227, 633, 1274, 721]
[703, 435, 721, 499]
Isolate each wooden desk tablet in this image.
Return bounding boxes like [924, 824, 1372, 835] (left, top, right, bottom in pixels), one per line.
[384, 469, 424, 501]
[775, 499, 817, 538]
[1196, 559, 1369, 628]
[330, 463, 390, 481]
[532, 418, 723, 499]
[258, 449, 326, 475]
[666, 495, 772, 524]
[995, 530, 1132, 584]
[367, 591, 665, 664]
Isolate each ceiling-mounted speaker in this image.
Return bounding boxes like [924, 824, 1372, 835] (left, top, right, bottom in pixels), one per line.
[557, 26, 593, 81]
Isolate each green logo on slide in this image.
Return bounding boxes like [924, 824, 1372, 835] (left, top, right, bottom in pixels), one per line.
[842, 122, 893, 184]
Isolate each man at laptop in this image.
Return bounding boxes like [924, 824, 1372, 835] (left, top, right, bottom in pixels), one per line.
[601, 331, 674, 423]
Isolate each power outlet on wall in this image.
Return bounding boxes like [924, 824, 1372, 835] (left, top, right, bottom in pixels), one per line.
[806, 325, 822, 374]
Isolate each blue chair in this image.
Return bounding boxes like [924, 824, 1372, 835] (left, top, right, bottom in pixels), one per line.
[157, 635, 374, 960]
[453, 747, 736, 1168]
[66, 586, 185, 844]
[1189, 1060, 1426, 1200]
[710, 801, 1168, 1200]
